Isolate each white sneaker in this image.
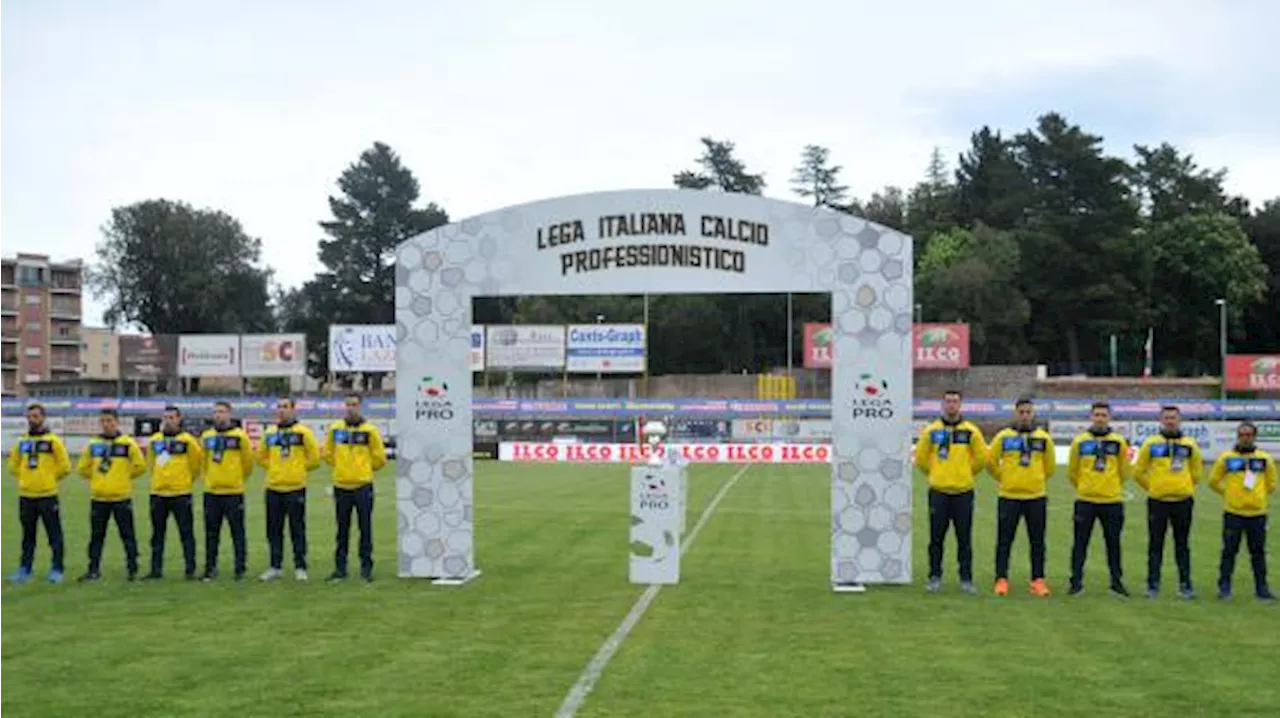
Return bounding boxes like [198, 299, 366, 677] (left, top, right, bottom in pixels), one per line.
[259, 568, 282, 582]
[295, 568, 309, 581]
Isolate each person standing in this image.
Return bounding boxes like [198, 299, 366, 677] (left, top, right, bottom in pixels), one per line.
[76, 409, 146, 582]
[7, 402, 72, 584]
[143, 405, 203, 581]
[322, 393, 387, 583]
[200, 401, 255, 581]
[913, 389, 987, 594]
[987, 397, 1057, 598]
[1066, 402, 1132, 597]
[1134, 405, 1203, 600]
[1208, 421, 1277, 602]
[256, 397, 320, 582]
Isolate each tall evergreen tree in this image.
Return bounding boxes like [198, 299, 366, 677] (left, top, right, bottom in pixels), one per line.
[790, 144, 849, 208]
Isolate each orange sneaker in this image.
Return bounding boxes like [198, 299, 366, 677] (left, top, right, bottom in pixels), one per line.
[1030, 579, 1051, 598]
[994, 578, 1009, 596]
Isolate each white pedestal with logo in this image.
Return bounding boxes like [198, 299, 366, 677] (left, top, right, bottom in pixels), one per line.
[629, 463, 685, 585]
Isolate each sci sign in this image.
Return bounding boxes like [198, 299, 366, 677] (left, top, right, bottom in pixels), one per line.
[801, 322, 970, 369]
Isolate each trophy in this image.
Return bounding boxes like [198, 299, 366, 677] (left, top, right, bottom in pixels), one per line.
[642, 420, 668, 466]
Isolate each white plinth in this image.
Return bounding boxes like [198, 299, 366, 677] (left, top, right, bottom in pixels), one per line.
[629, 464, 684, 585]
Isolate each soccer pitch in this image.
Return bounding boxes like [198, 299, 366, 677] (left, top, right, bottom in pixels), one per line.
[3, 461, 1277, 717]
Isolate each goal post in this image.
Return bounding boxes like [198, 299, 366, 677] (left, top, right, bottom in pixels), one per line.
[393, 189, 914, 588]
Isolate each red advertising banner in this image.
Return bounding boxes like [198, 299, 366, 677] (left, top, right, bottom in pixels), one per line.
[1225, 354, 1280, 391]
[801, 322, 971, 370]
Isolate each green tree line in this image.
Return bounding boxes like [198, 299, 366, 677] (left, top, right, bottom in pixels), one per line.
[90, 112, 1279, 384]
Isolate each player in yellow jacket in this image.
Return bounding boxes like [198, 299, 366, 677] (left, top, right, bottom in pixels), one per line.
[1208, 421, 1277, 602]
[914, 389, 987, 594]
[200, 400, 256, 581]
[1066, 401, 1132, 598]
[76, 409, 146, 582]
[1133, 405, 1203, 600]
[8, 402, 72, 584]
[322, 393, 387, 583]
[987, 398, 1057, 598]
[143, 405, 203, 581]
[256, 397, 320, 581]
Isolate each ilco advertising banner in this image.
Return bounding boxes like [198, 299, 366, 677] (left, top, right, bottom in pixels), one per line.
[240, 334, 306, 377]
[499, 441, 832, 464]
[177, 335, 239, 377]
[485, 325, 566, 369]
[566, 323, 646, 373]
[329, 325, 396, 373]
[801, 322, 971, 369]
[1225, 354, 1280, 391]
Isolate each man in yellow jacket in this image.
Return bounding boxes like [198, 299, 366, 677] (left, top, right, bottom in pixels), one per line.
[8, 402, 72, 584]
[1134, 405, 1203, 600]
[1208, 421, 1277, 602]
[987, 397, 1057, 598]
[1066, 401, 1132, 598]
[914, 389, 987, 594]
[143, 405, 203, 581]
[322, 393, 387, 583]
[256, 397, 320, 581]
[76, 408, 146, 582]
[200, 400, 256, 582]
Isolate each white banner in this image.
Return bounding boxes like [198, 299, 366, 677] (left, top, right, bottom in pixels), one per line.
[329, 325, 396, 373]
[470, 325, 485, 372]
[499, 441, 831, 463]
[485, 325, 565, 369]
[240, 333, 306, 377]
[566, 324, 646, 373]
[732, 418, 830, 443]
[178, 335, 240, 377]
[630, 464, 684, 585]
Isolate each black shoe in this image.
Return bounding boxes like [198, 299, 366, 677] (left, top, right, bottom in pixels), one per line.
[360, 570, 374, 583]
[1109, 582, 1130, 598]
[77, 571, 102, 583]
[1258, 589, 1277, 604]
[326, 571, 348, 583]
[184, 572, 197, 581]
[142, 572, 163, 581]
[233, 571, 245, 582]
[1067, 582, 1084, 596]
[127, 571, 138, 582]
[1218, 584, 1232, 600]
[200, 569, 218, 583]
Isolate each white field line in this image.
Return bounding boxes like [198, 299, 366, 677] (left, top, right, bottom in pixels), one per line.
[553, 464, 752, 718]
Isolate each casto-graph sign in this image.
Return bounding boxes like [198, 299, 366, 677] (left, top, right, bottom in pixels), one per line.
[394, 189, 915, 588]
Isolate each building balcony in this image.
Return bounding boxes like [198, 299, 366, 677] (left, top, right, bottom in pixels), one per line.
[0, 306, 16, 316]
[50, 361, 82, 373]
[49, 283, 82, 295]
[2, 335, 17, 344]
[2, 358, 18, 369]
[50, 335, 81, 345]
[49, 308, 81, 320]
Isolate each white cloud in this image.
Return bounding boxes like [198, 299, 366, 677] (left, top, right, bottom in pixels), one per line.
[2, 0, 1276, 325]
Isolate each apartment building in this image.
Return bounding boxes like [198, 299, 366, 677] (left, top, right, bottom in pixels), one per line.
[1, 254, 85, 396]
[81, 326, 120, 380]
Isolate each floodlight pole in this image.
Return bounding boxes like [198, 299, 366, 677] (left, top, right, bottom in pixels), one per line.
[1215, 298, 1227, 400]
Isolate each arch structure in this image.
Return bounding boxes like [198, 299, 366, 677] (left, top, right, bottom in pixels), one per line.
[394, 189, 914, 587]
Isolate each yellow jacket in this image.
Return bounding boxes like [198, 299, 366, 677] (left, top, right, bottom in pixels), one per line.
[200, 427, 255, 495]
[256, 421, 320, 492]
[987, 426, 1056, 500]
[913, 418, 987, 494]
[1067, 429, 1131, 504]
[147, 431, 203, 496]
[8, 430, 72, 498]
[78, 434, 146, 502]
[1209, 448, 1277, 518]
[322, 419, 387, 489]
[1134, 433, 1202, 501]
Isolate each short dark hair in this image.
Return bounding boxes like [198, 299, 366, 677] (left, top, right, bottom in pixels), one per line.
[345, 392, 363, 403]
[100, 408, 118, 418]
[163, 405, 181, 415]
[1239, 420, 1258, 433]
[942, 390, 963, 399]
[26, 402, 44, 414]
[1015, 397, 1034, 408]
[277, 397, 295, 409]
[213, 401, 232, 411]
[1091, 401, 1111, 411]
[1160, 405, 1180, 415]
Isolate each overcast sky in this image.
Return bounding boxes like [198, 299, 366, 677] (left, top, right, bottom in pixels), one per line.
[4, 0, 1278, 326]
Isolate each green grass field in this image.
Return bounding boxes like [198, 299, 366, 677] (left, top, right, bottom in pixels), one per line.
[3, 460, 1278, 717]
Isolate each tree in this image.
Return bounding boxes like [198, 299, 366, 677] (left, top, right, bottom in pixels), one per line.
[905, 148, 957, 263]
[289, 142, 449, 384]
[673, 137, 766, 194]
[89, 199, 275, 335]
[1239, 199, 1280, 353]
[1011, 113, 1142, 373]
[953, 127, 1031, 230]
[916, 224, 1032, 363]
[1130, 143, 1235, 224]
[849, 186, 908, 231]
[1145, 213, 1269, 372]
[790, 144, 849, 208]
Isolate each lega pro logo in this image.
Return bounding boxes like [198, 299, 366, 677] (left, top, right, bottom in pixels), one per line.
[850, 373, 895, 420]
[415, 376, 455, 421]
